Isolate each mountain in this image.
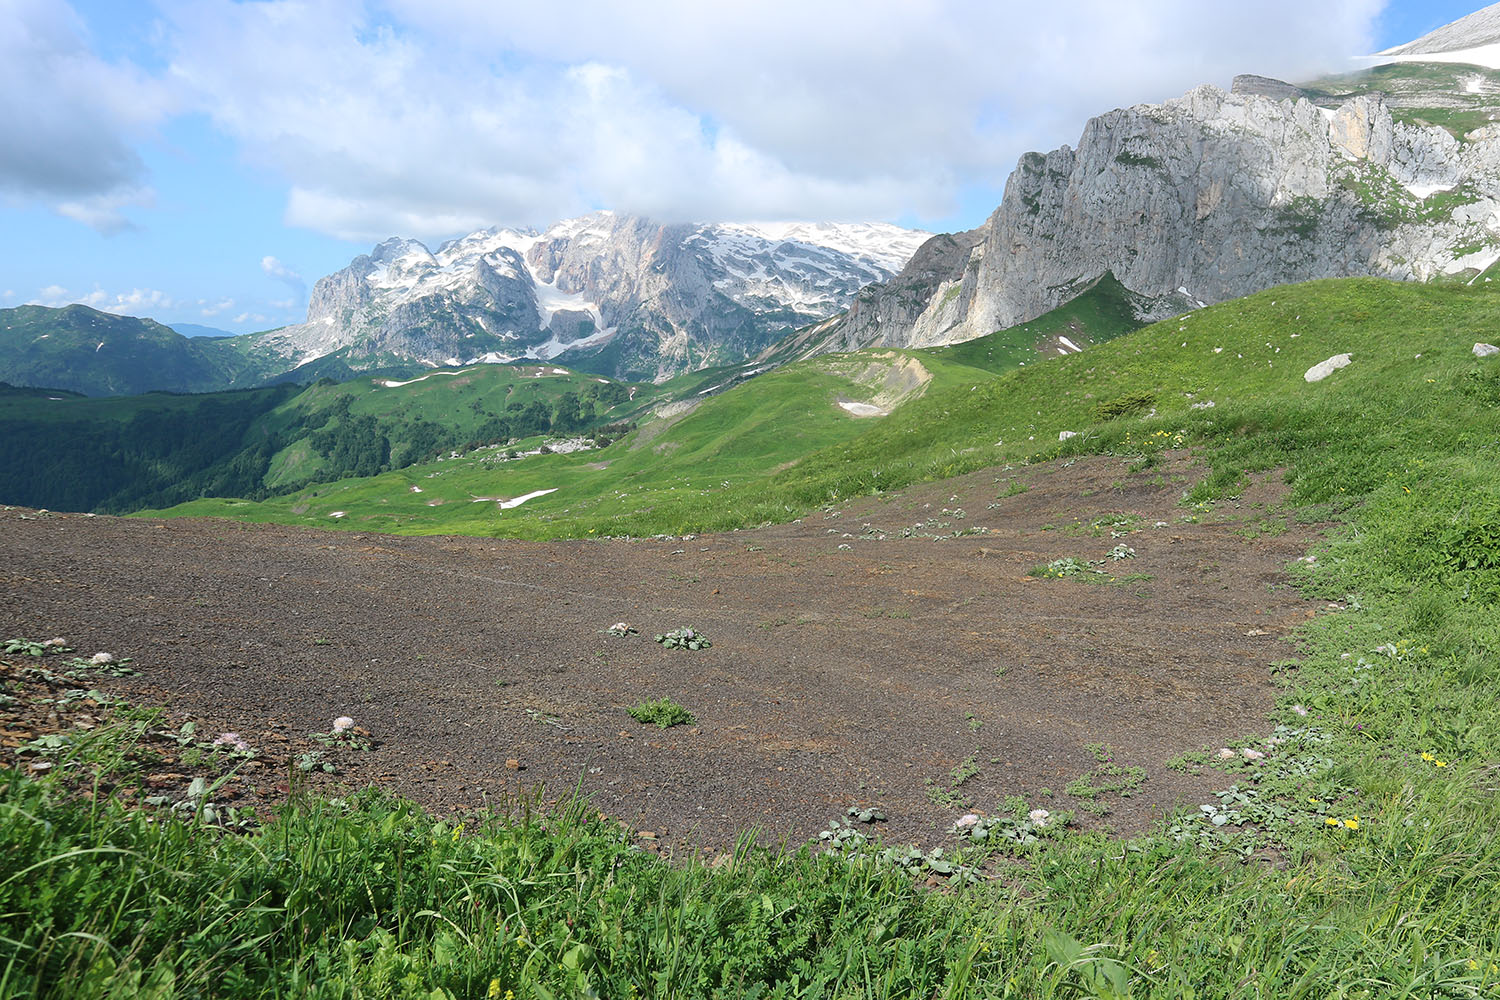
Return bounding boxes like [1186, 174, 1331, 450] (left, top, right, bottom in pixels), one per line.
[246, 213, 929, 383]
[797, 52, 1500, 358]
[0, 305, 257, 396]
[1376, 2, 1500, 67]
[169, 323, 237, 339]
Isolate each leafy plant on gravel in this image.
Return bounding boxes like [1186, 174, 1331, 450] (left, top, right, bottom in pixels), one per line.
[627, 697, 695, 728]
[4, 638, 53, 657]
[1030, 556, 1098, 579]
[1065, 742, 1147, 814]
[295, 748, 336, 773]
[653, 627, 711, 650]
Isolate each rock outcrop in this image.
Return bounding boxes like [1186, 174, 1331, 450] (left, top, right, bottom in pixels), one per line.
[806, 77, 1500, 357]
[248, 214, 929, 382]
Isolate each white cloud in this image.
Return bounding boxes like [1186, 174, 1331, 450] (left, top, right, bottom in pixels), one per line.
[199, 297, 235, 316]
[56, 187, 156, 236]
[1, 0, 176, 232]
[260, 255, 303, 287]
[152, 0, 1384, 239]
[27, 284, 176, 314]
[231, 312, 267, 324]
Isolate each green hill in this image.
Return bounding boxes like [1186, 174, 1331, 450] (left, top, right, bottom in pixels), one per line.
[0, 304, 264, 396]
[145, 277, 1500, 549]
[0, 364, 650, 514]
[927, 270, 1147, 374]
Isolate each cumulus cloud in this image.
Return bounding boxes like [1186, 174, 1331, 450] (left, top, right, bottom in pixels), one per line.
[151, 0, 1384, 239]
[27, 285, 177, 314]
[199, 297, 235, 316]
[260, 255, 305, 292]
[1, 0, 176, 232]
[13, 0, 1387, 241]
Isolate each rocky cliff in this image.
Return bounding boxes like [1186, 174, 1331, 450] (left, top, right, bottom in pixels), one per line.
[806, 62, 1500, 356]
[248, 214, 928, 382]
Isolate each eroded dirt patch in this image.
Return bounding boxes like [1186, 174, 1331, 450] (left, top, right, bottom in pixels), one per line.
[0, 455, 1322, 851]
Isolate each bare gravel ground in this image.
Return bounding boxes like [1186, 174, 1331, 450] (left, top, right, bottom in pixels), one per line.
[0, 453, 1323, 852]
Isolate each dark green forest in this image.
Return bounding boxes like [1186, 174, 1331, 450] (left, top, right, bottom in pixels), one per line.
[0, 376, 635, 514]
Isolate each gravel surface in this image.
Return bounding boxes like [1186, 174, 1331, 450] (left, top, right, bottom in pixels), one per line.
[1, 454, 1323, 852]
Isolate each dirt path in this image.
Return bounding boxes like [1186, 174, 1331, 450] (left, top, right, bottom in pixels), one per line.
[0, 454, 1322, 851]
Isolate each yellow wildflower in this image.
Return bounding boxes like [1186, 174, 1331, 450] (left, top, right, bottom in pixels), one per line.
[488, 980, 502, 999]
[1436, 760, 1449, 768]
[452, 825, 462, 843]
[1343, 818, 1359, 830]
[1308, 797, 1320, 804]
[1325, 818, 1340, 827]
[1469, 960, 1480, 971]
[1421, 752, 1435, 762]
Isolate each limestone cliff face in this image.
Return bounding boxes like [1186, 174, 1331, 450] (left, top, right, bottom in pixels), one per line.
[810, 81, 1500, 354]
[248, 214, 928, 381]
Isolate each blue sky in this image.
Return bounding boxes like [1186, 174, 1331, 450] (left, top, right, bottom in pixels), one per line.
[0, 0, 1485, 334]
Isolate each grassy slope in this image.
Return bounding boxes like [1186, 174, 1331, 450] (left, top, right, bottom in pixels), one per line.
[150, 352, 980, 536]
[7, 275, 1500, 997]
[0, 304, 255, 396]
[927, 270, 1145, 374]
[0, 364, 657, 514]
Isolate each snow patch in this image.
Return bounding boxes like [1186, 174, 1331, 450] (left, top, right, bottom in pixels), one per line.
[1406, 182, 1456, 199]
[523, 324, 617, 362]
[1058, 335, 1082, 353]
[377, 368, 477, 388]
[838, 400, 886, 417]
[498, 488, 558, 509]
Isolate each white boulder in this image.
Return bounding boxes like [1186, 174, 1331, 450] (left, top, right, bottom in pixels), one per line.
[1475, 343, 1499, 358]
[1304, 354, 1352, 382]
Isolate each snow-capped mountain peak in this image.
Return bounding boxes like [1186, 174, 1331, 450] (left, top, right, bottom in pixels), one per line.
[256, 212, 929, 381]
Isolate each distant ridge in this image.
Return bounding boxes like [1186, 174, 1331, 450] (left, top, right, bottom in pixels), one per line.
[1375, 2, 1500, 68]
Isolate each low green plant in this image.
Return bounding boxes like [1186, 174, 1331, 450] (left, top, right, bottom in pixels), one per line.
[653, 627, 711, 650]
[626, 697, 695, 728]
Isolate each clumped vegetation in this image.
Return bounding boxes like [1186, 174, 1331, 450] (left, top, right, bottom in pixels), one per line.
[5, 275, 1500, 995]
[626, 697, 696, 728]
[0, 366, 641, 514]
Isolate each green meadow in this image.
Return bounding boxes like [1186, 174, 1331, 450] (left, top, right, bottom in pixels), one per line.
[5, 275, 1500, 996]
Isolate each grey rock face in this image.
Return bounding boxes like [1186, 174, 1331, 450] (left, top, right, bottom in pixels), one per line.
[1232, 75, 1306, 102]
[248, 214, 928, 381]
[1378, 2, 1500, 57]
[811, 81, 1500, 356]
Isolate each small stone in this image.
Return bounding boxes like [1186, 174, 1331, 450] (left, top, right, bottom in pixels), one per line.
[1474, 343, 1499, 358]
[505, 758, 522, 770]
[1058, 430, 1079, 441]
[1218, 748, 1238, 759]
